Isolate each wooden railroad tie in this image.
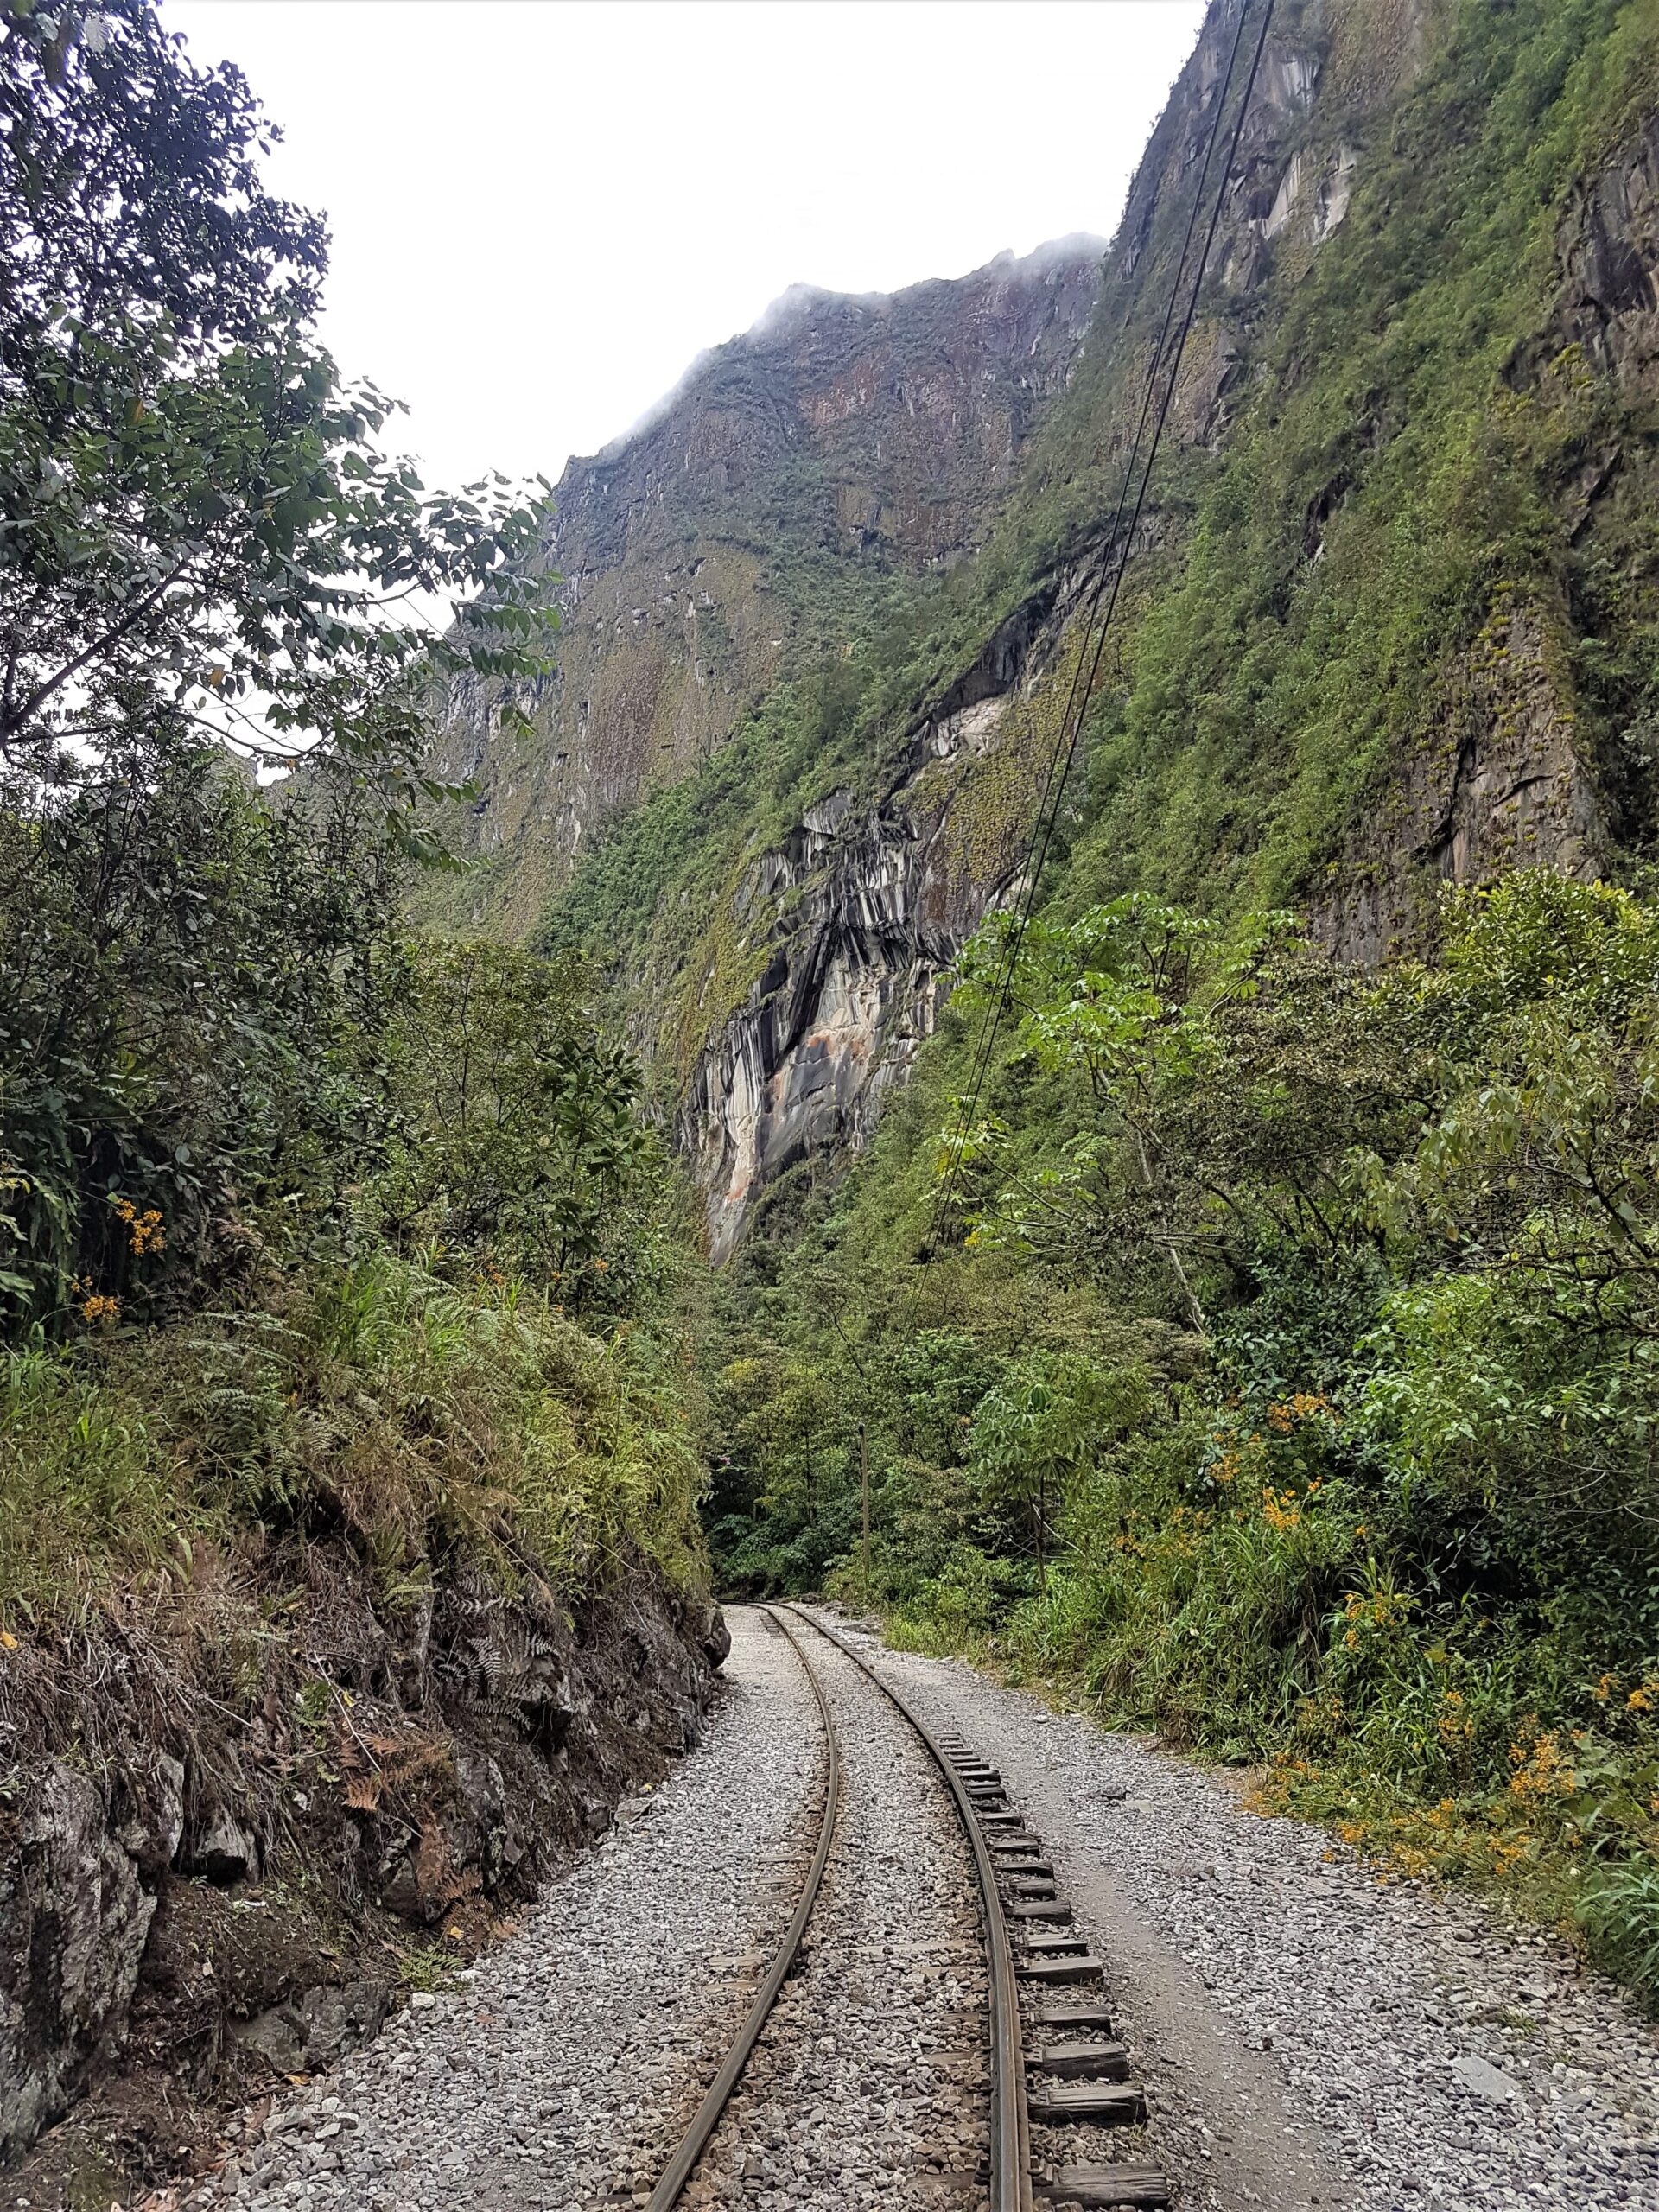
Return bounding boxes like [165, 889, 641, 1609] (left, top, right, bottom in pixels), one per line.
[1027, 2079, 1147, 2126]
[1027, 2038, 1130, 2082]
[1033, 2164, 1170, 2209]
[1016, 1951, 1104, 1985]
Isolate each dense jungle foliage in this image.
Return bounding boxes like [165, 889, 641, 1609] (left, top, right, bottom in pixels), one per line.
[0, 1, 710, 1635]
[649, 0, 1659, 2003]
[705, 872, 1659, 1999]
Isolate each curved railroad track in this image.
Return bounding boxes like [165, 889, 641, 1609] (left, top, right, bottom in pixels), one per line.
[643, 1603, 1171, 2212]
[643, 1605, 842, 2212]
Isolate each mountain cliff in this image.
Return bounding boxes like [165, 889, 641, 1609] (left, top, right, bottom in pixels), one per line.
[440, 0, 1659, 1257]
[418, 239, 1105, 941]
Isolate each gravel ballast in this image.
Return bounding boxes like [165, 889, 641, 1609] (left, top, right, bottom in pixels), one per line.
[679, 1611, 988, 2212]
[814, 1610, 1659, 2212]
[200, 1608, 821, 2212]
[193, 1604, 1658, 2212]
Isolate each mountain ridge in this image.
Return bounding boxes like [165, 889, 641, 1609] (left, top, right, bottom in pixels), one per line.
[438, 0, 1659, 1262]
[417, 233, 1108, 944]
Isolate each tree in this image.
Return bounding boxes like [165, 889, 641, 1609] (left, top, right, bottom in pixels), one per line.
[0, 2, 554, 842]
[968, 1349, 1150, 1588]
[371, 942, 666, 1311]
[0, 2, 567, 1334]
[0, 742, 401, 1326]
[944, 894, 1436, 1332]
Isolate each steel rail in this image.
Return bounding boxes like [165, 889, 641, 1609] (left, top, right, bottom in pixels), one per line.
[644, 1604, 842, 2212]
[785, 1605, 1033, 2212]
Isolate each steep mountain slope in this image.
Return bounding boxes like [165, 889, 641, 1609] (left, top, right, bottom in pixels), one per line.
[456, 0, 1659, 1257]
[418, 240, 1104, 941]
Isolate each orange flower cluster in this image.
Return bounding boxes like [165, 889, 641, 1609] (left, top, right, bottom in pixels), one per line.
[1437, 1687, 1476, 1746]
[111, 1196, 165, 1255]
[1507, 1728, 1579, 1801]
[1266, 1389, 1335, 1433]
[1589, 1671, 1659, 1715]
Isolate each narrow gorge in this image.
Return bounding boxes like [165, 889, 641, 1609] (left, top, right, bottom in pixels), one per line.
[429, 0, 1659, 1259]
[7, 3, 1659, 2204]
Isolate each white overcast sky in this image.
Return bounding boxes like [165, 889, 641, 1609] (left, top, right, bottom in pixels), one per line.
[165, 1, 1205, 496]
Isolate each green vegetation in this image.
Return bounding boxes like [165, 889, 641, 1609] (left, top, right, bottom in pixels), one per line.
[684, 0, 1659, 2007]
[709, 872, 1659, 2002]
[370, 938, 681, 1311]
[1056, 0, 1659, 918]
[543, 0, 1659, 1082]
[7, 0, 1659, 2061]
[0, 1250, 705, 1628]
[0, 3, 712, 1656]
[538, 662, 871, 1059]
[536, 632, 947, 1079]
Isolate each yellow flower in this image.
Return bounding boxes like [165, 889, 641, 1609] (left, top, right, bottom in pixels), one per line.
[79, 1292, 119, 1324]
[109, 1193, 165, 1255]
[1628, 1688, 1652, 1713]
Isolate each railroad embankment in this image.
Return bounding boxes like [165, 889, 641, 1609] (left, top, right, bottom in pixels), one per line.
[0, 1261, 726, 2212]
[171, 1608, 1659, 2212]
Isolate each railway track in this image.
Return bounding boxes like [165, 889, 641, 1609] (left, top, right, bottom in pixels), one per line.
[644, 1604, 1171, 2212]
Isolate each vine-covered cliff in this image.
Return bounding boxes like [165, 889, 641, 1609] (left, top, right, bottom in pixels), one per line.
[445, 0, 1659, 1256]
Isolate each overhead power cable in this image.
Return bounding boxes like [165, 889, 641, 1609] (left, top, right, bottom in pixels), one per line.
[911, 0, 1277, 1306]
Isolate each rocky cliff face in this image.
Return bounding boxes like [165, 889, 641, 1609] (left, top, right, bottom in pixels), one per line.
[423, 240, 1105, 939]
[675, 0, 1414, 1250]
[440, 0, 1659, 1257]
[673, 0, 1659, 1246]
[0, 1550, 725, 2202]
[1313, 69, 1659, 959]
[681, 556, 1108, 1256]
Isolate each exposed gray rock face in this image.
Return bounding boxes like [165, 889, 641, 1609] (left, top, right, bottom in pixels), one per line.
[681, 569, 1078, 1258]
[0, 1568, 726, 2177]
[1558, 114, 1659, 394]
[684, 804, 970, 1262]
[1312, 99, 1659, 962]
[0, 1756, 181, 2162]
[1311, 600, 1605, 963]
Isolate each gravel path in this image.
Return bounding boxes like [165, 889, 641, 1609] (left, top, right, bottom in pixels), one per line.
[194, 1601, 1659, 2212]
[815, 1609, 1659, 2212]
[678, 1611, 987, 2212]
[202, 1608, 821, 2212]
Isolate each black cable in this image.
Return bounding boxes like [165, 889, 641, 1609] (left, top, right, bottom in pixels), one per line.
[925, 0, 1260, 1257]
[911, 0, 1276, 1316]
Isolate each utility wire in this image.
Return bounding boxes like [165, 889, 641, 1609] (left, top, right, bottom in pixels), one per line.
[912, 0, 1277, 1312]
[924, 0, 1259, 1260]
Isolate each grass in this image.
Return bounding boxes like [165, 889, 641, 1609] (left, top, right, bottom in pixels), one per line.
[0, 1251, 710, 1634]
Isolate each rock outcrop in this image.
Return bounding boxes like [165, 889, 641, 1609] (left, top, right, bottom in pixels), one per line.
[424, 239, 1105, 939]
[1557, 112, 1659, 398]
[682, 569, 1079, 1257]
[0, 1556, 724, 2197]
[673, 0, 1380, 1249]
